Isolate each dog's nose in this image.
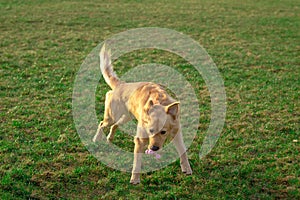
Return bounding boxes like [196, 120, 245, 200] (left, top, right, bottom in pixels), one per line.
[150, 145, 159, 151]
[149, 129, 154, 134]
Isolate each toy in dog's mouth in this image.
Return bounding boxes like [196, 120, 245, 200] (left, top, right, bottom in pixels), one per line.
[145, 149, 161, 159]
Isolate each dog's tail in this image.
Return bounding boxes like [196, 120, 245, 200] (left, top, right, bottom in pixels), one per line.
[99, 44, 121, 89]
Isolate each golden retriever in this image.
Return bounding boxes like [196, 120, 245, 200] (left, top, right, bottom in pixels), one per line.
[93, 44, 192, 184]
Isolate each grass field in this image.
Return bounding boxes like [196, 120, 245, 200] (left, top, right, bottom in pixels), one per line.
[1, 0, 299, 199]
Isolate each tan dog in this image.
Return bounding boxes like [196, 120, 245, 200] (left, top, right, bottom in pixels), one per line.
[93, 44, 192, 184]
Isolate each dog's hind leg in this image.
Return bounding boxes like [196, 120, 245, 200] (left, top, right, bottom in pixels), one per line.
[172, 129, 192, 175]
[93, 120, 110, 142]
[107, 115, 131, 143]
[93, 91, 114, 142]
[106, 124, 118, 143]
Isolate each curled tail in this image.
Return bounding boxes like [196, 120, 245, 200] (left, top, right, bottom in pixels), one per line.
[99, 44, 121, 89]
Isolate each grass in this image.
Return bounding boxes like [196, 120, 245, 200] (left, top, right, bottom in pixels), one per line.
[1, 0, 299, 199]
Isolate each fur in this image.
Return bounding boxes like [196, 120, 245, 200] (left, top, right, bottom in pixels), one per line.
[93, 44, 192, 184]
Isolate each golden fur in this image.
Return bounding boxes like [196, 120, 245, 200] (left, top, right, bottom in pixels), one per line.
[93, 44, 192, 184]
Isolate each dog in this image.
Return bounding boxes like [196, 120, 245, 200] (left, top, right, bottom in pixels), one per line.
[93, 44, 192, 184]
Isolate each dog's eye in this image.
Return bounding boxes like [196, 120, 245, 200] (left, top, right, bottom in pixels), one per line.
[160, 130, 167, 135]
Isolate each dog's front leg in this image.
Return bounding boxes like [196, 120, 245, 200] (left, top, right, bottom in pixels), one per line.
[130, 137, 148, 184]
[173, 129, 192, 175]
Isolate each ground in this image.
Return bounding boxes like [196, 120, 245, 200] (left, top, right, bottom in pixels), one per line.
[0, 0, 299, 199]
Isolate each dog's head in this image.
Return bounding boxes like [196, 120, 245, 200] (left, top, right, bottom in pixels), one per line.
[143, 100, 180, 152]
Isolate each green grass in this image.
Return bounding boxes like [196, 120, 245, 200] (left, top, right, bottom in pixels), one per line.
[1, 0, 299, 199]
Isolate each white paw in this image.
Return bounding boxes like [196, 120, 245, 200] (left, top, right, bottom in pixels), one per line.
[130, 178, 140, 185]
[130, 174, 140, 185]
[93, 132, 102, 142]
[106, 136, 113, 143]
[185, 168, 192, 175]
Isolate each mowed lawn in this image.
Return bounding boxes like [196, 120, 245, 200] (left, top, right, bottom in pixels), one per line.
[0, 0, 299, 199]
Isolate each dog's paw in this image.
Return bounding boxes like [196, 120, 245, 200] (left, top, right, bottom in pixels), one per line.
[93, 133, 101, 142]
[130, 174, 140, 185]
[130, 178, 140, 185]
[106, 135, 114, 143]
[181, 164, 192, 175]
[130, 179, 140, 185]
[106, 137, 112, 143]
[184, 168, 193, 175]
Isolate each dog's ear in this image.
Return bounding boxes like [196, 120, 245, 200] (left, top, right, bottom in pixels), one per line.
[165, 102, 180, 118]
[149, 100, 154, 107]
[145, 99, 154, 114]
